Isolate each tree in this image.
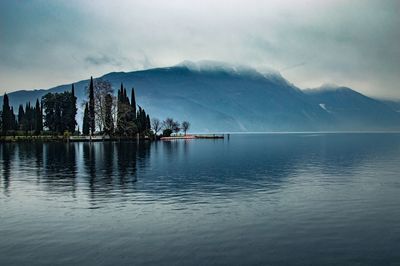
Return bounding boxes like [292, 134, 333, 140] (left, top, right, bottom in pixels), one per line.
[1, 93, 11, 134]
[82, 103, 90, 135]
[91, 79, 114, 132]
[162, 128, 173, 137]
[131, 88, 136, 120]
[182, 121, 190, 135]
[172, 121, 180, 135]
[18, 104, 25, 130]
[146, 114, 151, 131]
[116, 84, 123, 132]
[135, 105, 151, 135]
[65, 84, 77, 133]
[42, 91, 76, 134]
[151, 118, 161, 135]
[24, 102, 34, 132]
[116, 84, 137, 136]
[42, 93, 56, 132]
[34, 99, 43, 134]
[162, 117, 175, 130]
[104, 94, 114, 135]
[162, 118, 180, 135]
[10, 107, 17, 130]
[88, 76, 95, 135]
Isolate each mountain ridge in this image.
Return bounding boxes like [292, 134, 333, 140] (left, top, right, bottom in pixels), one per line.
[1, 61, 400, 132]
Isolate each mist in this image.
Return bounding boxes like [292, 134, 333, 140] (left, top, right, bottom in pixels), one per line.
[0, 0, 399, 98]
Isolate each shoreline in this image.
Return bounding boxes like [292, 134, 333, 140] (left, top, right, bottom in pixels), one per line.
[0, 135, 152, 143]
[0, 134, 226, 143]
[2, 131, 399, 143]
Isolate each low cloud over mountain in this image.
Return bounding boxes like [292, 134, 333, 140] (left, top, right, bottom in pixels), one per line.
[2, 61, 400, 132]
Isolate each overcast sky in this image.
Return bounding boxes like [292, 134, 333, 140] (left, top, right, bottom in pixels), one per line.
[0, 0, 399, 98]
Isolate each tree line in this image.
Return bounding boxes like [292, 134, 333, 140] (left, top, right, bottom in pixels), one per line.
[1, 77, 191, 138]
[151, 117, 190, 137]
[81, 77, 151, 137]
[1, 87, 76, 136]
[1, 93, 43, 135]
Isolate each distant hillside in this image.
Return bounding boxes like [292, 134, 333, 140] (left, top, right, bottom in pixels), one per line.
[1, 61, 400, 132]
[380, 99, 400, 113]
[304, 85, 400, 131]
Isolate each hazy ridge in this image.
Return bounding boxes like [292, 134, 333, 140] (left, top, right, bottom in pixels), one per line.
[2, 61, 400, 132]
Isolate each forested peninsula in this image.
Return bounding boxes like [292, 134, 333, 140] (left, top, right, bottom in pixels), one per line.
[0, 77, 190, 142]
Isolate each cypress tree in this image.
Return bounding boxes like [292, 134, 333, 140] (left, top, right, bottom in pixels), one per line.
[136, 106, 144, 134]
[10, 107, 17, 130]
[88, 77, 95, 135]
[131, 88, 136, 120]
[67, 84, 77, 133]
[24, 103, 28, 131]
[34, 99, 43, 134]
[146, 114, 151, 131]
[18, 104, 25, 131]
[40, 99, 43, 131]
[141, 108, 146, 133]
[25, 102, 33, 131]
[123, 88, 128, 104]
[82, 103, 90, 135]
[1, 93, 11, 134]
[142, 109, 147, 132]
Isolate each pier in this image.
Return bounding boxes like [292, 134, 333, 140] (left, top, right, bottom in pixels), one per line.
[160, 134, 226, 141]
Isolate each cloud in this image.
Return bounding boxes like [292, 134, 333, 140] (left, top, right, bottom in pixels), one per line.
[84, 54, 123, 67]
[0, 0, 399, 98]
[280, 63, 307, 73]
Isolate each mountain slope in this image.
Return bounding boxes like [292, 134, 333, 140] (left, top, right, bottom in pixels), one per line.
[304, 85, 400, 130]
[380, 99, 400, 113]
[1, 61, 399, 132]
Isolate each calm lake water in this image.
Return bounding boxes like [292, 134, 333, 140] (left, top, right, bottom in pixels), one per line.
[1, 133, 400, 265]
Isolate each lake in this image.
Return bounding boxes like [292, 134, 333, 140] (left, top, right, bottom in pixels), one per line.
[1, 133, 400, 265]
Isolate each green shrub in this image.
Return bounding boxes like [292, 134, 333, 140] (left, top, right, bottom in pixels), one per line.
[162, 129, 172, 137]
[63, 131, 71, 138]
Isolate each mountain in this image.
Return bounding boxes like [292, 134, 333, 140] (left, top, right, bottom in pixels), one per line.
[380, 99, 400, 113]
[304, 85, 400, 131]
[1, 61, 400, 132]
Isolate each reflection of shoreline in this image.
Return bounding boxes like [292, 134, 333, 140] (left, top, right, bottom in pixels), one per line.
[0, 142, 152, 200]
[1, 144, 14, 195]
[1, 134, 399, 200]
[81, 142, 149, 203]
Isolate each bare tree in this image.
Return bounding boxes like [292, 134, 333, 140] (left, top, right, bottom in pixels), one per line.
[162, 117, 175, 130]
[151, 118, 162, 135]
[86, 79, 115, 132]
[181, 121, 190, 135]
[172, 121, 180, 135]
[162, 118, 181, 136]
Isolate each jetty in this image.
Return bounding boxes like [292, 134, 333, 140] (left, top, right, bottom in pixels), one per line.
[1, 134, 224, 143]
[160, 134, 225, 141]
